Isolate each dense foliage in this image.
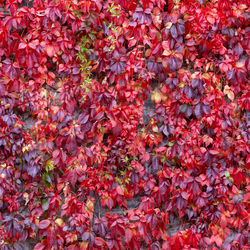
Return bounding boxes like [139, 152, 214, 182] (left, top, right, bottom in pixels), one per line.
[0, 0, 249, 249]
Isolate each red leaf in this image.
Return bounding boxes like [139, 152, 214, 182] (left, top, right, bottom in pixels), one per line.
[125, 228, 133, 243]
[34, 243, 45, 250]
[47, 228, 56, 247]
[68, 169, 78, 187]
[209, 150, 219, 155]
[18, 43, 27, 49]
[46, 45, 55, 57]
[116, 186, 124, 196]
[207, 16, 215, 25]
[95, 237, 106, 247]
[181, 192, 188, 200]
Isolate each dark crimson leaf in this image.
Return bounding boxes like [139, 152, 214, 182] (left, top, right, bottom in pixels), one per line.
[112, 123, 122, 137]
[66, 137, 77, 153]
[68, 170, 78, 187]
[47, 228, 56, 247]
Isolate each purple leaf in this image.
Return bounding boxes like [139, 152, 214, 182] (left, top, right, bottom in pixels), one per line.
[234, 43, 243, 56]
[185, 106, 192, 118]
[152, 157, 159, 171]
[72, 67, 79, 74]
[180, 104, 187, 114]
[165, 27, 170, 37]
[194, 103, 202, 120]
[163, 125, 169, 136]
[184, 85, 193, 99]
[170, 25, 178, 39]
[28, 165, 40, 177]
[177, 23, 185, 35]
[95, 111, 104, 121]
[78, 113, 89, 124]
[181, 192, 188, 200]
[198, 80, 205, 93]
[169, 56, 177, 72]
[191, 79, 199, 88]
[202, 104, 211, 115]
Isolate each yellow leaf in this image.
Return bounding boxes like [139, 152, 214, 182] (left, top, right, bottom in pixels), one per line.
[55, 218, 64, 227]
[73, 234, 78, 242]
[202, 73, 211, 80]
[166, 22, 172, 29]
[152, 125, 158, 133]
[79, 241, 88, 249]
[162, 50, 171, 56]
[205, 63, 210, 72]
[151, 89, 162, 103]
[86, 199, 94, 212]
[224, 85, 235, 100]
[227, 91, 234, 100]
[178, 82, 185, 88]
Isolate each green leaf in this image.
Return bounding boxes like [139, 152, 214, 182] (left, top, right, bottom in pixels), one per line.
[225, 171, 230, 178]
